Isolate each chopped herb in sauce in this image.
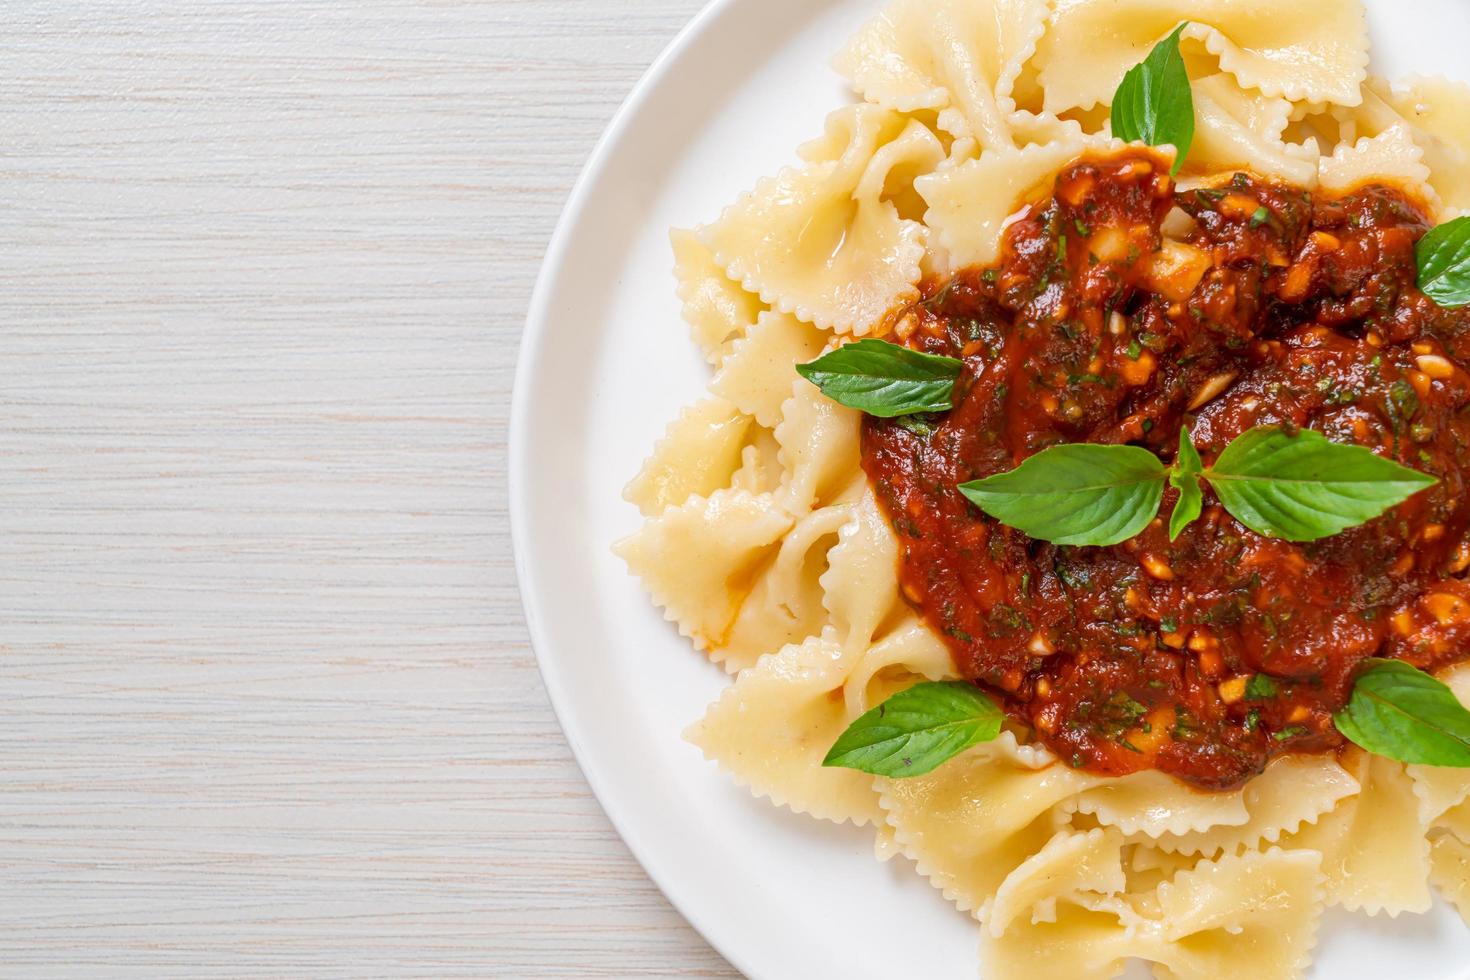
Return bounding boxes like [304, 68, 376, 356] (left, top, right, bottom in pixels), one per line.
[1245, 674, 1278, 700]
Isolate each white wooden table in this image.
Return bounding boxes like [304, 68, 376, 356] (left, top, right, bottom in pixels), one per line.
[0, 1, 736, 975]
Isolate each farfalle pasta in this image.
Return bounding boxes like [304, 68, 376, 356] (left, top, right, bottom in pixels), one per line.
[685, 629, 886, 824]
[624, 397, 755, 518]
[877, 733, 1095, 916]
[1286, 751, 1435, 916]
[700, 105, 943, 334]
[1188, 72, 1321, 186]
[670, 228, 765, 364]
[618, 0, 1470, 976]
[1141, 755, 1359, 857]
[1367, 77, 1470, 212]
[1034, 0, 1369, 113]
[1317, 121, 1434, 196]
[710, 312, 829, 427]
[771, 379, 863, 516]
[832, 0, 1051, 147]
[715, 501, 854, 672]
[981, 848, 1325, 979]
[917, 134, 1121, 269]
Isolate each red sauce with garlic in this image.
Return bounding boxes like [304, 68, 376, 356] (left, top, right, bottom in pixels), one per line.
[862, 149, 1470, 790]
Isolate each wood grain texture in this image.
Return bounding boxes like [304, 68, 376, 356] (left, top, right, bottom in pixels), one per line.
[0, 1, 736, 975]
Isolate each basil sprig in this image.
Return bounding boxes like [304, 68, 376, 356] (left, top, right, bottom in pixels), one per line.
[823, 681, 1002, 777]
[1110, 23, 1194, 175]
[1335, 659, 1470, 766]
[1417, 215, 1470, 309]
[796, 339, 962, 417]
[959, 426, 1435, 547]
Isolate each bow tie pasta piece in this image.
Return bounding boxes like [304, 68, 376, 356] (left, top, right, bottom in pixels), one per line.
[685, 630, 883, 825]
[1070, 769, 1251, 839]
[623, 397, 755, 518]
[877, 733, 1104, 918]
[1035, 0, 1368, 116]
[670, 229, 766, 366]
[1318, 121, 1436, 205]
[980, 902, 1137, 980]
[1316, 85, 1446, 210]
[1330, 78, 1419, 145]
[1124, 844, 1204, 902]
[615, 488, 793, 654]
[1438, 798, 1470, 844]
[987, 828, 1129, 938]
[711, 311, 829, 429]
[843, 617, 958, 718]
[917, 135, 1121, 270]
[1431, 833, 1470, 927]
[710, 494, 902, 675]
[1406, 664, 1470, 823]
[1148, 848, 1325, 980]
[772, 378, 864, 518]
[717, 503, 856, 674]
[1005, 107, 1096, 147]
[1135, 755, 1360, 858]
[1354, 78, 1470, 213]
[729, 426, 784, 497]
[873, 818, 903, 862]
[1285, 750, 1433, 916]
[1189, 73, 1320, 186]
[1282, 99, 1351, 153]
[818, 490, 902, 655]
[981, 848, 1325, 980]
[700, 105, 945, 335]
[832, 0, 1051, 147]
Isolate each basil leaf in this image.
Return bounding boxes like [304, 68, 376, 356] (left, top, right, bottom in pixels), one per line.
[1334, 659, 1470, 766]
[1204, 427, 1437, 542]
[796, 339, 962, 417]
[823, 681, 1003, 778]
[1417, 216, 1470, 308]
[1168, 426, 1204, 541]
[1110, 23, 1194, 175]
[958, 444, 1166, 547]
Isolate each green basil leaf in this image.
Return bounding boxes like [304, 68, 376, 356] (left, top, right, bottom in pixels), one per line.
[1334, 659, 1470, 766]
[1418, 216, 1470, 308]
[796, 339, 962, 417]
[823, 681, 1003, 778]
[1109, 23, 1194, 175]
[958, 444, 1166, 547]
[1204, 427, 1437, 542]
[1245, 674, 1277, 699]
[1168, 426, 1204, 541]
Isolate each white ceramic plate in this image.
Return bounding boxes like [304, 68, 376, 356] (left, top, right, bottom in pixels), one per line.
[511, 1, 1470, 976]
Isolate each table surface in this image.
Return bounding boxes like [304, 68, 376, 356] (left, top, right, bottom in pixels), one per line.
[0, 1, 737, 975]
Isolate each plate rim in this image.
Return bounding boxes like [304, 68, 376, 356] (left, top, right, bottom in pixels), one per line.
[508, 0, 752, 975]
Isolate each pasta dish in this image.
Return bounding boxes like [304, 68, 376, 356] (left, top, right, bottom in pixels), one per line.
[616, 1, 1470, 976]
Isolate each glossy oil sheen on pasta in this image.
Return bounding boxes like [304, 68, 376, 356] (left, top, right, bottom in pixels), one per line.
[615, 1, 1470, 977]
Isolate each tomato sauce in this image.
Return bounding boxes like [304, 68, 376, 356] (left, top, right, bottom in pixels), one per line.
[862, 149, 1470, 790]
